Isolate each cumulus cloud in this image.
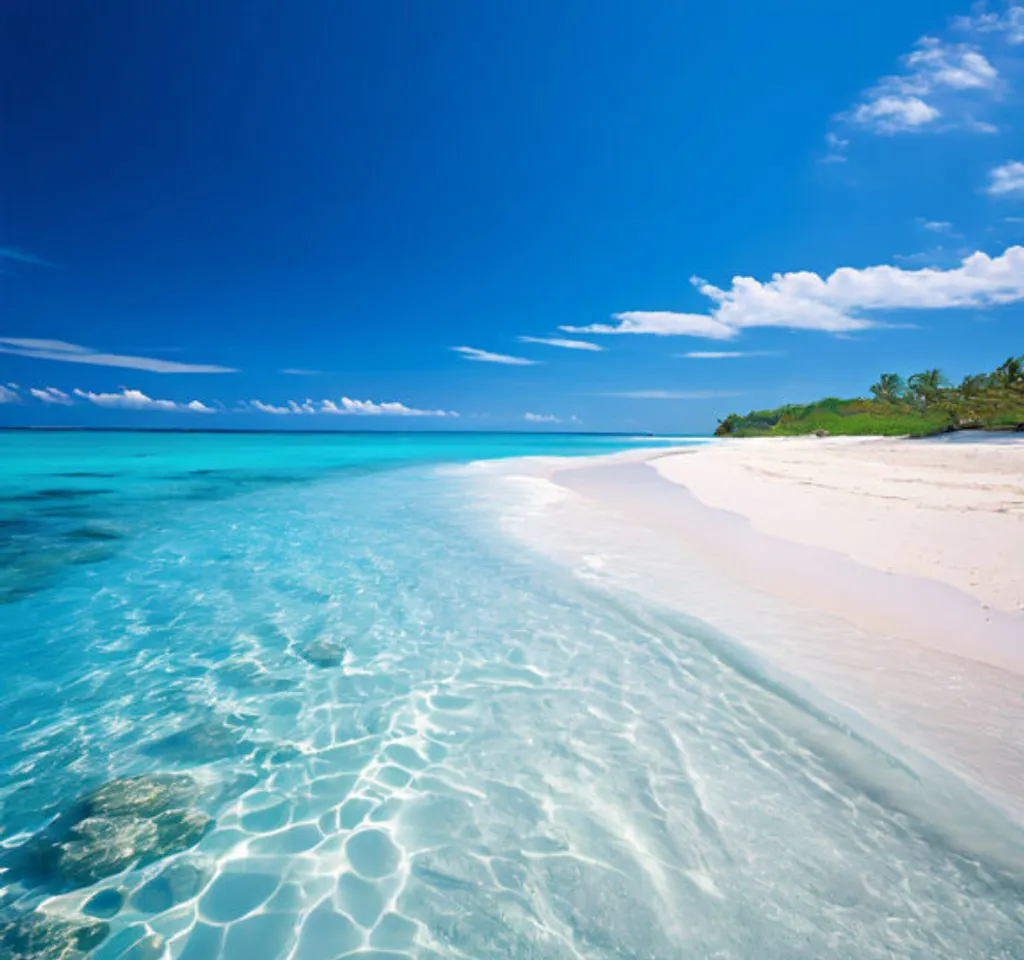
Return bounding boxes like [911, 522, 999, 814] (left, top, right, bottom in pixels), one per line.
[852, 95, 941, 133]
[0, 338, 236, 374]
[29, 386, 73, 405]
[985, 160, 1024, 195]
[72, 388, 214, 412]
[842, 35, 1000, 135]
[247, 397, 458, 417]
[451, 346, 540, 365]
[574, 246, 1024, 339]
[524, 412, 561, 423]
[516, 336, 605, 352]
[0, 384, 19, 403]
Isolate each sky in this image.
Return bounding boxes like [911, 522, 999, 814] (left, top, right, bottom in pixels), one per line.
[2, 0, 1024, 434]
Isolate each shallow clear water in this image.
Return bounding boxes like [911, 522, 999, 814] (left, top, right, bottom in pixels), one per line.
[0, 431, 1021, 959]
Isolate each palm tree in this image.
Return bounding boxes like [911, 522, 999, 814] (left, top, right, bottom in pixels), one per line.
[957, 372, 990, 399]
[993, 355, 1024, 388]
[869, 373, 906, 404]
[907, 368, 948, 409]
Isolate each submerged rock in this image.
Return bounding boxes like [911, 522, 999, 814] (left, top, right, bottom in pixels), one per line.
[297, 638, 347, 668]
[67, 525, 124, 542]
[2, 774, 212, 893]
[0, 911, 109, 959]
[141, 717, 253, 765]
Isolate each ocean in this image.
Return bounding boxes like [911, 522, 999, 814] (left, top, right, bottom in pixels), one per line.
[0, 430, 1021, 959]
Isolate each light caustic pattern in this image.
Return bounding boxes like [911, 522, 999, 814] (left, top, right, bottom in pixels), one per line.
[1, 466, 1022, 959]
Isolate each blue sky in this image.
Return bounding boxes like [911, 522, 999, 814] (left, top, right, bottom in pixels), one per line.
[2, 0, 1023, 433]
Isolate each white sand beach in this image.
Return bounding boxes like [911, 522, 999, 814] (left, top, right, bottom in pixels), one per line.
[653, 435, 1024, 616]
[479, 434, 1024, 819]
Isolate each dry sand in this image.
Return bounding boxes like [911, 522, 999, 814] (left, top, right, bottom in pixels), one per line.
[652, 435, 1024, 615]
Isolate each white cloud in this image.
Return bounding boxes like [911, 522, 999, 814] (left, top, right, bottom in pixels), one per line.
[524, 412, 561, 423]
[0, 338, 236, 374]
[586, 245, 1024, 339]
[596, 390, 743, 400]
[247, 397, 457, 417]
[451, 346, 540, 365]
[905, 40, 998, 89]
[985, 160, 1024, 195]
[679, 351, 780, 359]
[921, 219, 955, 233]
[0, 384, 19, 403]
[279, 368, 323, 376]
[29, 386, 73, 405]
[844, 36, 1000, 135]
[852, 95, 941, 133]
[516, 336, 605, 352]
[954, 4, 1024, 43]
[324, 397, 458, 417]
[701, 246, 1024, 328]
[72, 388, 214, 412]
[248, 400, 292, 415]
[561, 310, 735, 339]
[822, 131, 850, 163]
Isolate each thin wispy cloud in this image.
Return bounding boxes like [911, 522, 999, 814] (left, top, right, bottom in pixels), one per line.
[570, 245, 1024, 340]
[516, 336, 605, 352]
[451, 346, 540, 365]
[245, 397, 458, 417]
[595, 390, 742, 400]
[985, 159, 1024, 195]
[0, 384, 19, 403]
[29, 386, 73, 405]
[562, 311, 735, 340]
[73, 388, 214, 412]
[0, 247, 55, 268]
[920, 219, 956, 233]
[953, 4, 1024, 43]
[0, 338, 237, 374]
[279, 368, 324, 376]
[524, 412, 561, 423]
[678, 351, 781, 359]
[821, 132, 850, 163]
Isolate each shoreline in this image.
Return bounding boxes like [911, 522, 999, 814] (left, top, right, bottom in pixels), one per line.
[472, 435, 1024, 821]
[556, 442, 1024, 676]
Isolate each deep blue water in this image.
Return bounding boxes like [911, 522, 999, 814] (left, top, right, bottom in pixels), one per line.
[0, 431, 1021, 960]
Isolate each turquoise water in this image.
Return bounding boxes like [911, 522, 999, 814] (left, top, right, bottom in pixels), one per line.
[0, 431, 1021, 959]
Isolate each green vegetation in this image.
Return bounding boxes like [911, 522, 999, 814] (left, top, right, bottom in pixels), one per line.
[715, 355, 1024, 438]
